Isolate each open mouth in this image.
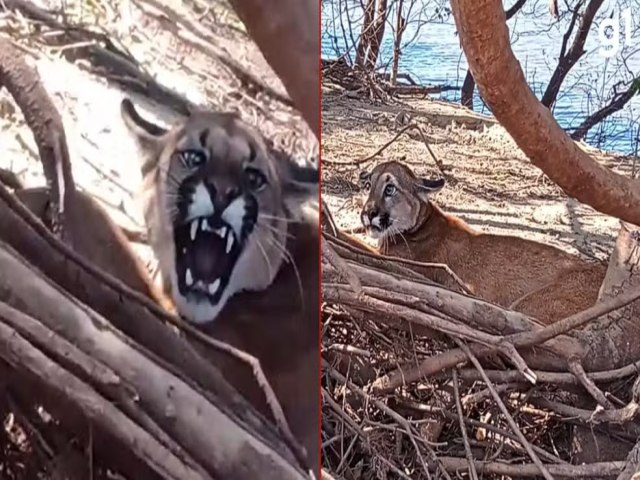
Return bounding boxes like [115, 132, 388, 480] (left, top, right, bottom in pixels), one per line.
[173, 215, 242, 303]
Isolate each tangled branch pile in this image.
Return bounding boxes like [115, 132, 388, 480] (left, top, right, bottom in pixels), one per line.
[320, 214, 640, 479]
[321, 58, 457, 102]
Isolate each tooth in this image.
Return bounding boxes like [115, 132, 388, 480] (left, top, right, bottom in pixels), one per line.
[190, 220, 198, 240]
[202, 219, 210, 231]
[185, 268, 193, 286]
[226, 233, 234, 253]
[208, 278, 221, 295]
[220, 226, 228, 238]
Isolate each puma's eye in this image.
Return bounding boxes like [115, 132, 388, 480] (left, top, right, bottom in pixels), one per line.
[245, 167, 267, 191]
[180, 149, 206, 168]
[384, 184, 397, 197]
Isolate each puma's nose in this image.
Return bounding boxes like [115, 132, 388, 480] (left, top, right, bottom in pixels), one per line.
[208, 180, 240, 212]
[361, 205, 379, 227]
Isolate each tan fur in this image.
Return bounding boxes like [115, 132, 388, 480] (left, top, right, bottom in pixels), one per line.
[11, 186, 171, 309]
[121, 100, 319, 475]
[359, 161, 607, 323]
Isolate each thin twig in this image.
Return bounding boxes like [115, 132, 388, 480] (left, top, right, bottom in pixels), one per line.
[452, 369, 478, 480]
[456, 340, 554, 480]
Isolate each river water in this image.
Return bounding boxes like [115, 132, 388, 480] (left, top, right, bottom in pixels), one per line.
[321, 0, 640, 155]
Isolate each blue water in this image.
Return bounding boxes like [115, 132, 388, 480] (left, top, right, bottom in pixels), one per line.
[321, 0, 640, 154]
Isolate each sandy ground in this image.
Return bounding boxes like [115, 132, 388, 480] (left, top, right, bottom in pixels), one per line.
[321, 82, 628, 262]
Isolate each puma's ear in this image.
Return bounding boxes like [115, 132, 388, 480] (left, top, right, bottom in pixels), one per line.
[121, 98, 168, 150]
[281, 161, 319, 209]
[415, 177, 445, 201]
[121, 98, 170, 174]
[359, 169, 372, 191]
[265, 137, 318, 210]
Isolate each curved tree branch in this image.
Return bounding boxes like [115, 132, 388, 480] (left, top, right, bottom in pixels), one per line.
[227, 0, 319, 138]
[450, 0, 640, 226]
[460, 0, 527, 111]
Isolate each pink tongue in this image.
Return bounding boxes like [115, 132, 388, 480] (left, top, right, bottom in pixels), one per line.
[191, 234, 227, 281]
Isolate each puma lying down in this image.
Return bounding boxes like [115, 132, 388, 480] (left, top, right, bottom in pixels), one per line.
[121, 99, 320, 474]
[358, 160, 607, 324]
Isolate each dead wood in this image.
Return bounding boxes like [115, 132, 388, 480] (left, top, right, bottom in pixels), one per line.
[131, 0, 293, 109]
[0, 0, 195, 116]
[0, 38, 73, 238]
[0, 240, 306, 479]
[572, 222, 640, 465]
[389, 84, 459, 96]
[0, 311, 208, 480]
[434, 457, 623, 477]
[0, 300, 208, 476]
[0, 360, 164, 479]
[322, 212, 640, 477]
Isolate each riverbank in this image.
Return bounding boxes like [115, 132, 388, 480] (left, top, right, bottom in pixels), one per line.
[322, 82, 626, 261]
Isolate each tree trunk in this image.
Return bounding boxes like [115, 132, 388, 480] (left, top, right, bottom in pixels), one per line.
[449, 0, 640, 226]
[390, 0, 406, 86]
[365, 0, 388, 70]
[460, 70, 475, 109]
[226, 0, 319, 137]
[541, 0, 604, 108]
[459, 0, 527, 111]
[356, 0, 376, 67]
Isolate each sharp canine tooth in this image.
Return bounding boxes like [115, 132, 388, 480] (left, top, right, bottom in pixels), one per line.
[185, 268, 193, 286]
[208, 278, 221, 295]
[226, 233, 233, 253]
[190, 220, 198, 240]
[221, 226, 227, 238]
[202, 219, 209, 231]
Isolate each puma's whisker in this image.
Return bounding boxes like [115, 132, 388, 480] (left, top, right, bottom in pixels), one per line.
[257, 219, 295, 240]
[259, 213, 300, 224]
[254, 236, 274, 280]
[263, 232, 304, 309]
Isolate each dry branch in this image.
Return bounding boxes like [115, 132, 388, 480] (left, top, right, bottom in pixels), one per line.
[0, 311, 207, 480]
[0, 38, 73, 238]
[322, 211, 640, 477]
[0, 241, 306, 480]
[227, 0, 319, 136]
[435, 457, 623, 477]
[0, 0, 195, 115]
